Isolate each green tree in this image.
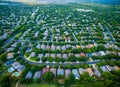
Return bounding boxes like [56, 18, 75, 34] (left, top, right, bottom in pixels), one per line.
[80, 72, 94, 83]
[0, 53, 7, 62]
[64, 73, 76, 87]
[42, 71, 54, 83]
[0, 74, 16, 87]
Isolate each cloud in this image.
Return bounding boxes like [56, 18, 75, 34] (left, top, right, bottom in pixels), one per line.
[2, 0, 120, 5]
[6, 0, 49, 4]
[3, 0, 79, 4]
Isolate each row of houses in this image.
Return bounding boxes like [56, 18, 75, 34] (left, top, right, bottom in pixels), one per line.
[25, 65, 120, 80]
[7, 41, 119, 53]
[31, 52, 87, 59]
[36, 43, 77, 51]
[4, 58, 120, 79]
[100, 65, 120, 72]
[24, 43, 120, 51]
[29, 50, 120, 59]
[54, 36, 72, 42]
[91, 51, 120, 57]
[25, 68, 84, 80]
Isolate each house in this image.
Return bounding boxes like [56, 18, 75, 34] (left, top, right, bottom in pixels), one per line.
[99, 51, 106, 56]
[72, 69, 80, 79]
[75, 54, 80, 58]
[100, 66, 108, 72]
[80, 52, 86, 57]
[114, 45, 119, 50]
[96, 52, 100, 56]
[93, 67, 101, 76]
[7, 53, 14, 59]
[72, 45, 76, 49]
[86, 53, 92, 58]
[56, 46, 61, 50]
[7, 48, 14, 52]
[12, 62, 20, 69]
[111, 51, 117, 55]
[56, 29, 60, 33]
[66, 44, 71, 49]
[57, 68, 64, 75]
[104, 44, 109, 49]
[45, 53, 50, 57]
[86, 68, 94, 76]
[16, 65, 25, 72]
[65, 69, 71, 78]
[51, 54, 56, 58]
[81, 45, 85, 49]
[46, 45, 50, 50]
[89, 44, 94, 48]
[33, 71, 41, 79]
[67, 37, 70, 42]
[50, 68, 56, 76]
[23, 30, 28, 36]
[86, 44, 94, 48]
[68, 53, 74, 57]
[25, 71, 33, 78]
[103, 32, 109, 39]
[11, 42, 17, 47]
[57, 54, 62, 58]
[64, 31, 69, 35]
[0, 33, 8, 40]
[79, 68, 86, 75]
[59, 36, 62, 40]
[44, 30, 48, 36]
[30, 52, 36, 57]
[106, 65, 114, 72]
[113, 66, 120, 71]
[38, 54, 44, 59]
[36, 43, 40, 48]
[26, 47, 32, 52]
[41, 44, 46, 50]
[76, 45, 81, 48]
[28, 43, 33, 47]
[51, 44, 55, 51]
[67, 36, 71, 42]
[63, 54, 68, 59]
[42, 68, 49, 75]
[92, 52, 98, 56]
[5, 59, 15, 66]
[34, 31, 39, 37]
[105, 51, 111, 55]
[62, 45, 66, 50]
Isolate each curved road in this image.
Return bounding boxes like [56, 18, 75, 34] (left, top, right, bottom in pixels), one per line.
[19, 44, 100, 66]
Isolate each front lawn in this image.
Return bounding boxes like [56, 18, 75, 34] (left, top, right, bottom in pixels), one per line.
[18, 83, 58, 87]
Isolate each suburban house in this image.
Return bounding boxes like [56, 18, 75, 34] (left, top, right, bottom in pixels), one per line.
[86, 68, 94, 76]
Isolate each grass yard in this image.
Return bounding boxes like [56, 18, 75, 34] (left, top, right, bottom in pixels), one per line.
[18, 83, 58, 87]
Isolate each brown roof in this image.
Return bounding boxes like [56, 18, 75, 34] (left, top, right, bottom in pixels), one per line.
[42, 68, 49, 75]
[7, 53, 14, 59]
[86, 68, 94, 76]
[114, 66, 120, 70]
[80, 52, 86, 57]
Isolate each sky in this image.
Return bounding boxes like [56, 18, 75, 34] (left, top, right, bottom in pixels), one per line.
[2, 0, 75, 4]
[1, 0, 120, 4]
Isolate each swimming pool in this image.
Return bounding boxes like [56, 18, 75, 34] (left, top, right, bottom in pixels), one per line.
[13, 72, 20, 77]
[8, 67, 15, 73]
